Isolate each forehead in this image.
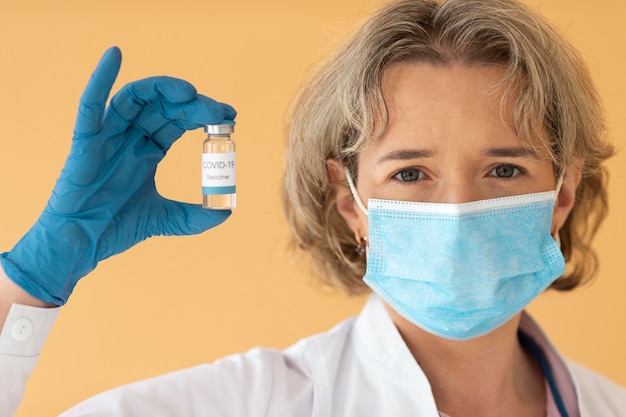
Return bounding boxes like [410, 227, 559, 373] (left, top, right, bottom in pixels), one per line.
[381, 63, 510, 122]
[372, 64, 515, 150]
[353, 62, 550, 161]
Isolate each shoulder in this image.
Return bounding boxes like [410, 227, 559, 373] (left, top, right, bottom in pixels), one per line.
[60, 318, 359, 417]
[208, 316, 358, 415]
[567, 360, 626, 416]
[210, 316, 356, 383]
[284, 316, 357, 359]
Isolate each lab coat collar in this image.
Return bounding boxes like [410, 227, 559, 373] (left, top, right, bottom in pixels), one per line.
[353, 294, 423, 378]
[352, 294, 440, 414]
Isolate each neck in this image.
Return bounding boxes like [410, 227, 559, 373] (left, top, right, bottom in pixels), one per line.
[384, 304, 545, 417]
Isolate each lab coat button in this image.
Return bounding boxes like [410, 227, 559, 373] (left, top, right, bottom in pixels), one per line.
[12, 318, 33, 341]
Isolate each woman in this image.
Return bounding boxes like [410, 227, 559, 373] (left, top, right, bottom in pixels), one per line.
[1, 0, 624, 415]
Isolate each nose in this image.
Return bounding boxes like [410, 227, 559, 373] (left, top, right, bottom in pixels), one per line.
[431, 176, 485, 204]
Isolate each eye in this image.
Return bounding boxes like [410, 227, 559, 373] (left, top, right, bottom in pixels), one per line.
[393, 167, 426, 182]
[489, 164, 522, 179]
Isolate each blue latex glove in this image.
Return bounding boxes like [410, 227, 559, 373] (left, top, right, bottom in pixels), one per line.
[0, 47, 236, 305]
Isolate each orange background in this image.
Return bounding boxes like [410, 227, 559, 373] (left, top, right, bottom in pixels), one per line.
[0, 1, 624, 415]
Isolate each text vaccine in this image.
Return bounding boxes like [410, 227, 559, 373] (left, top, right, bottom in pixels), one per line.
[202, 123, 236, 210]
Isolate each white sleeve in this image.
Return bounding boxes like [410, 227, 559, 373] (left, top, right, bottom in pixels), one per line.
[0, 304, 59, 417]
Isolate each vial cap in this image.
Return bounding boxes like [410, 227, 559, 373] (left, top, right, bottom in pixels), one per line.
[205, 123, 235, 134]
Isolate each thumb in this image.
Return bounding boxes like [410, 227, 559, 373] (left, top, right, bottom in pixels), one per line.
[159, 201, 232, 236]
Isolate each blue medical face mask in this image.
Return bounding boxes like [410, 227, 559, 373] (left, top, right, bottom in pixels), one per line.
[345, 168, 565, 341]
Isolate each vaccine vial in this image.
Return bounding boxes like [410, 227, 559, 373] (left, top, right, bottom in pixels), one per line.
[202, 123, 236, 210]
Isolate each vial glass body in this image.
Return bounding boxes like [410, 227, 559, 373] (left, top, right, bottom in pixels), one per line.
[202, 125, 236, 210]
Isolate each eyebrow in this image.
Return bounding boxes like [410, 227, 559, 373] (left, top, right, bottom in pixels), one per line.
[375, 146, 537, 164]
[376, 149, 432, 164]
[481, 147, 537, 158]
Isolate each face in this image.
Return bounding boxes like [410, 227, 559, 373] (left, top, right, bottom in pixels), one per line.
[332, 63, 578, 238]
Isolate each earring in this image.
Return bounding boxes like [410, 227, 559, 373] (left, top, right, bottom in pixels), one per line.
[355, 231, 368, 256]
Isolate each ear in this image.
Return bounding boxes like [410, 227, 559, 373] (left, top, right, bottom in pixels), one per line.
[551, 164, 582, 235]
[327, 159, 367, 237]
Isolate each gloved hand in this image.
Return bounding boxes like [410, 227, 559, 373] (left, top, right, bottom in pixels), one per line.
[0, 47, 236, 305]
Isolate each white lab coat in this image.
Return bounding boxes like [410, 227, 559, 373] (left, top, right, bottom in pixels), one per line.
[2, 296, 625, 416]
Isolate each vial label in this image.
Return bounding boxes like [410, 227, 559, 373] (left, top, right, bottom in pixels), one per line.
[202, 152, 236, 195]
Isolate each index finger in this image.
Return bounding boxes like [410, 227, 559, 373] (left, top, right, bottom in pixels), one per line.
[107, 76, 199, 125]
[73, 47, 123, 136]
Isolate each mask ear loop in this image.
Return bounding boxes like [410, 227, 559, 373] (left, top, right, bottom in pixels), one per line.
[344, 167, 370, 257]
[344, 167, 368, 216]
[553, 172, 566, 248]
[555, 172, 565, 196]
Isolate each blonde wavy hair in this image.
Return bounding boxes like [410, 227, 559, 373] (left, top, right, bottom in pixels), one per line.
[282, 0, 614, 295]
